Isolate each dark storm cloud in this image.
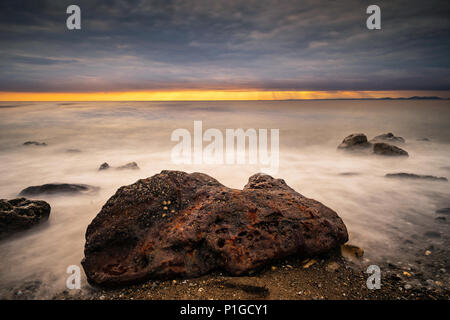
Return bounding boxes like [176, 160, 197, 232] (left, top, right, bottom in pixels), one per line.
[0, 0, 449, 92]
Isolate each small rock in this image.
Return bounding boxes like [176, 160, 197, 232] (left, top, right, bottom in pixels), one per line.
[341, 244, 364, 260]
[99, 163, 110, 171]
[424, 231, 441, 238]
[385, 173, 447, 182]
[326, 261, 340, 272]
[435, 208, 450, 215]
[19, 183, 99, 196]
[337, 133, 372, 151]
[370, 132, 405, 144]
[0, 198, 51, 239]
[23, 141, 47, 146]
[373, 143, 408, 156]
[116, 162, 139, 170]
[404, 284, 412, 290]
[425, 250, 431, 256]
[303, 259, 317, 269]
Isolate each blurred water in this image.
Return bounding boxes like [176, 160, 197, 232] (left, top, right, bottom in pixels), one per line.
[0, 100, 449, 298]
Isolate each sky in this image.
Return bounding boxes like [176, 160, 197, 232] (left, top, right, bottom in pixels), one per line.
[0, 0, 449, 100]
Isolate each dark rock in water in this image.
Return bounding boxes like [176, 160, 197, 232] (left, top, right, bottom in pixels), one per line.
[435, 216, 446, 222]
[82, 170, 348, 287]
[436, 208, 450, 215]
[99, 162, 139, 171]
[23, 141, 47, 147]
[0, 198, 51, 239]
[99, 162, 110, 171]
[19, 183, 99, 196]
[116, 162, 139, 170]
[370, 132, 405, 144]
[66, 149, 81, 153]
[339, 172, 360, 176]
[337, 133, 372, 151]
[417, 138, 430, 142]
[373, 143, 408, 156]
[424, 231, 441, 239]
[385, 173, 447, 182]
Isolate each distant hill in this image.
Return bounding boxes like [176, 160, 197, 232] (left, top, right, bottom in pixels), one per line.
[284, 96, 447, 101]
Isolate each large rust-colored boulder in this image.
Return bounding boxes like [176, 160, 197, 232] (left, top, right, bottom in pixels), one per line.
[82, 171, 348, 287]
[0, 198, 51, 239]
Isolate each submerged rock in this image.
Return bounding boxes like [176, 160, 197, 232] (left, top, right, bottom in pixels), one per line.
[370, 132, 405, 144]
[385, 173, 447, 182]
[82, 170, 348, 287]
[337, 133, 372, 151]
[98, 162, 139, 171]
[19, 183, 99, 196]
[339, 172, 360, 176]
[424, 231, 441, 238]
[435, 208, 450, 215]
[0, 198, 50, 239]
[66, 149, 81, 153]
[23, 141, 47, 146]
[116, 162, 139, 170]
[373, 143, 409, 156]
[98, 163, 110, 171]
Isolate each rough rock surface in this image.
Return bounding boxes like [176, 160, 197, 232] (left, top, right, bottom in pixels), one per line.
[82, 171, 348, 287]
[337, 133, 372, 150]
[373, 143, 409, 156]
[19, 183, 99, 196]
[385, 173, 447, 181]
[0, 198, 51, 239]
[370, 132, 405, 144]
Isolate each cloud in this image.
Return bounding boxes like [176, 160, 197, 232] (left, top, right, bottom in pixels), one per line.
[0, 0, 449, 92]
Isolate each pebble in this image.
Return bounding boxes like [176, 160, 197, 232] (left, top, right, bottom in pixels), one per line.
[303, 259, 317, 269]
[425, 250, 431, 256]
[404, 284, 412, 290]
[326, 261, 340, 272]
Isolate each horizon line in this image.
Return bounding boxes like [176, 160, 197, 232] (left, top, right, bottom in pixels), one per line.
[1, 90, 450, 101]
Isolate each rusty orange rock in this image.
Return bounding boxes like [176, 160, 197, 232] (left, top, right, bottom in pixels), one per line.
[82, 171, 348, 287]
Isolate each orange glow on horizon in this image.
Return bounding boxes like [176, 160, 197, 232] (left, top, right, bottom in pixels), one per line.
[0, 90, 448, 101]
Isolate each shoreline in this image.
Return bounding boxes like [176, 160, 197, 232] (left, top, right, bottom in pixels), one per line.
[53, 249, 449, 301]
